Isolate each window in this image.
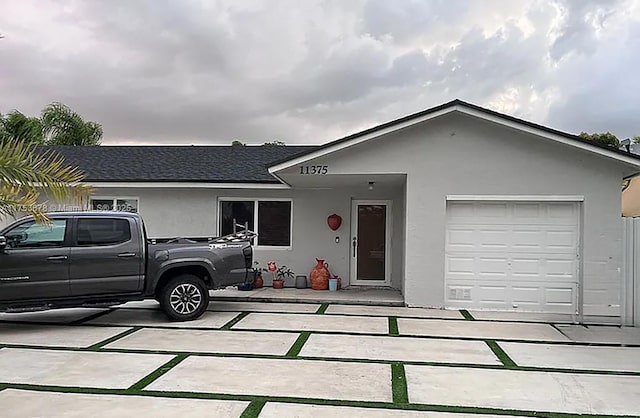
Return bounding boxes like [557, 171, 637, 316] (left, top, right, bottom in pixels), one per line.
[219, 199, 292, 247]
[77, 218, 132, 246]
[90, 198, 138, 213]
[4, 219, 67, 248]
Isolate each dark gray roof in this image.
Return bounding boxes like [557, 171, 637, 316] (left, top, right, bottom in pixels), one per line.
[43, 145, 319, 183]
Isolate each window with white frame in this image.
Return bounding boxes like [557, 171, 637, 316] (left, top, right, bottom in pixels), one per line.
[219, 199, 291, 247]
[90, 197, 139, 213]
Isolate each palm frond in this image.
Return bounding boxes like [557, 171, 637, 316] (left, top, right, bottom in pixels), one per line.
[0, 139, 92, 222]
[42, 102, 102, 146]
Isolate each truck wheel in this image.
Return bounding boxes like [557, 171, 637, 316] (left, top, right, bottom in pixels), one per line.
[159, 274, 209, 321]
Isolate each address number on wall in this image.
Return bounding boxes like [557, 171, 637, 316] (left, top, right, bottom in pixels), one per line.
[300, 165, 328, 175]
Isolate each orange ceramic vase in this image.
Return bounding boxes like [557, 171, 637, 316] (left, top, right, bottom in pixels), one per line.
[310, 259, 330, 290]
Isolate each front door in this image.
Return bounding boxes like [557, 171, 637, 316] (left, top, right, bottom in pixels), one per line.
[350, 200, 391, 285]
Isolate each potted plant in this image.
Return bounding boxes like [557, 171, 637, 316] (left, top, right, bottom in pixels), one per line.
[273, 265, 294, 289]
[252, 262, 264, 288]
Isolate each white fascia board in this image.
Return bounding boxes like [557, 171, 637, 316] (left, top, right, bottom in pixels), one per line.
[446, 195, 585, 202]
[268, 107, 457, 173]
[87, 182, 290, 189]
[457, 107, 640, 168]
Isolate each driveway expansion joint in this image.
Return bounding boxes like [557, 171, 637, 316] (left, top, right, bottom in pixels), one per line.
[285, 332, 311, 358]
[486, 340, 518, 368]
[315, 303, 329, 314]
[388, 317, 399, 335]
[220, 312, 250, 329]
[239, 399, 266, 418]
[127, 353, 189, 391]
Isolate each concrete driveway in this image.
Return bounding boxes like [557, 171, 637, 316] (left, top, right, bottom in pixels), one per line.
[0, 301, 639, 417]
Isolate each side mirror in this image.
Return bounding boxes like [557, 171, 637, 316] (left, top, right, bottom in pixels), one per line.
[0, 236, 6, 251]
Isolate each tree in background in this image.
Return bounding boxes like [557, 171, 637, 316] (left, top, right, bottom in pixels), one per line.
[263, 140, 285, 146]
[632, 136, 640, 145]
[578, 132, 620, 148]
[42, 103, 102, 146]
[0, 140, 91, 223]
[0, 111, 44, 144]
[0, 102, 102, 146]
[231, 140, 246, 146]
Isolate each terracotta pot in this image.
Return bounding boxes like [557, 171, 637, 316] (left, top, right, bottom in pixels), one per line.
[310, 258, 330, 290]
[254, 275, 264, 288]
[272, 279, 284, 289]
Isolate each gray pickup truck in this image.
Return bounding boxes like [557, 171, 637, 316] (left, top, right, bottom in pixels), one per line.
[0, 212, 253, 321]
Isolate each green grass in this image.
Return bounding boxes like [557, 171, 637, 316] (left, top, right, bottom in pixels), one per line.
[3, 382, 630, 418]
[127, 354, 189, 391]
[286, 332, 311, 358]
[239, 400, 266, 418]
[391, 362, 408, 404]
[388, 317, 399, 335]
[460, 310, 475, 321]
[221, 312, 250, 330]
[486, 340, 517, 368]
[85, 327, 142, 350]
[315, 303, 329, 314]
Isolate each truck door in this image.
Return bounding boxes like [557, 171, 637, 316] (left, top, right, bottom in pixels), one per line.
[69, 216, 143, 295]
[0, 218, 71, 302]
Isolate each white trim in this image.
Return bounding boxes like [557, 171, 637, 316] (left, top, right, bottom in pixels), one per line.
[89, 196, 140, 213]
[456, 106, 640, 168]
[350, 200, 392, 286]
[217, 197, 293, 250]
[446, 195, 585, 202]
[88, 182, 290, 189]
[268, 107, 457, 173]
[268, 103, 640, 174]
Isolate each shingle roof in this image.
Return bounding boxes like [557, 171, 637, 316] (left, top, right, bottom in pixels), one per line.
[43, 145, 319, 183]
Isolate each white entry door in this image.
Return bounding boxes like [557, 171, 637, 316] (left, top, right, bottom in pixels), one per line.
[350, 200, 392, 286]
[445, 200, 580, 313]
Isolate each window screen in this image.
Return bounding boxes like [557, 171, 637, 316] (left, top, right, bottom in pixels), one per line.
[219, 201, 255, 236]
[257, 201, 291, 246]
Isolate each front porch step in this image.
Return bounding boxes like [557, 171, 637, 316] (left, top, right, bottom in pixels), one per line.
[210, 287, 404, 307]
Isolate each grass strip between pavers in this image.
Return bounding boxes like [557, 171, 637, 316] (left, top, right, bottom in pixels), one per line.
[127, 353, 189, 391]
[486, 340, 517, 368]
[315, 303, 329, 314]
[388, 316, 399, 335]
[221, 312, 250, 329]
[460, 309, 475, 321]
[85, 326, 143, 351]
[2, 383, 635, 418]
[391, 362, 408, 404]
[239, 400, 266, 418]
[285, 332, 311, 358]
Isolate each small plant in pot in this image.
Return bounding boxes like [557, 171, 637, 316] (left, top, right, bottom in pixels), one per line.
[273, 265, 294, 289]
[252, 262, 264, 288]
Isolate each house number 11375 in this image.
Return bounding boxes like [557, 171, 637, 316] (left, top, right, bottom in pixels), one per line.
[300, 165, 328, 175]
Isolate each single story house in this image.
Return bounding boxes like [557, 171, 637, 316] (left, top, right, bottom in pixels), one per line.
[7, 99, 640, 324]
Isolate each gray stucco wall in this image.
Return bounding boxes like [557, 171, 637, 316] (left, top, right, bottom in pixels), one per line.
[93, 186, 405, 290]
[279, 112, 630, 318]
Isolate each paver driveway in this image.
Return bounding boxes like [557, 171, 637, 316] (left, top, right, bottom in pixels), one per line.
[1, 302, 639, 417]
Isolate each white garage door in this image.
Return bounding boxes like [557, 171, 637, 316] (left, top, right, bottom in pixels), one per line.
[445, 201, 579, 313]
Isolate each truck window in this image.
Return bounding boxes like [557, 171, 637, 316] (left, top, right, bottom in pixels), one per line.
[4, 219, 67, 248]
[77, 218, 131, 246]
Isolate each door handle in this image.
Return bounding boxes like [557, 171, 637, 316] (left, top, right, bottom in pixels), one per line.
[352, 237, 357, 258]
[117, 252, 136, 258]
[47, 255, 68, 261]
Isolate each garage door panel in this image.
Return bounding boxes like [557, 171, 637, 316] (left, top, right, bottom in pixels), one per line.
[445, 201, 579, 314]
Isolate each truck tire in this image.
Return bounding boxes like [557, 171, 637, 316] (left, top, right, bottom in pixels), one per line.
[159, 274, 209, 321]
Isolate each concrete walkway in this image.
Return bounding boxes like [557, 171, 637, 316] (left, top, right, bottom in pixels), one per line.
[210, 286, 405, 306]
[0, 303, 639, 417]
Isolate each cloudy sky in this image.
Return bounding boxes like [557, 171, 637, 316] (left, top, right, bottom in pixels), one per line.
[1, 0, 639, 145]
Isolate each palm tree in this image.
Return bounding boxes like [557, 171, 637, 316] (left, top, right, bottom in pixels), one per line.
[0, 139, 92, 223]
[0, 111, 44, 144]
[42, 103, 102, 146]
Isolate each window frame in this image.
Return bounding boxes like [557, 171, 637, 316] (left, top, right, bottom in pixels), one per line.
[217, 197, 293, 250]
[89, 196, 140, 213]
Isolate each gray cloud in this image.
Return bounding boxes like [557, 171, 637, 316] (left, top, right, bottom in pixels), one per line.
[0, 0, 639, 144]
